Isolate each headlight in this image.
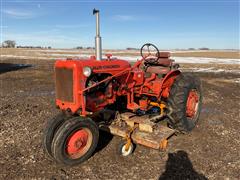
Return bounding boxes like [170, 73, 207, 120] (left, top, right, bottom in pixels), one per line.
[83, 66, 92, 77]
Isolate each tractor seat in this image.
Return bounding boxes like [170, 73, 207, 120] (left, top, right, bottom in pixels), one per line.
[145, 58, 174, 67]
[145, 52, 173, 74]
[157, 52, 174, 67]
[145, 52, 174, 67]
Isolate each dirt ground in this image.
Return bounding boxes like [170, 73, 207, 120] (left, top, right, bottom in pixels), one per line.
[0, 57, 239, 180]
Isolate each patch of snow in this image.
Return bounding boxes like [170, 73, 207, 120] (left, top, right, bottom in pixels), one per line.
[181, 67, 240, 74]
[47, 53, 82, 57]
[169, 50, 238, 53]
[172, 57, 240, 64]
[0, 55, 50, 59]
[111, 56, 141, 61]
[234, 78, 240, 83]
[26, 49, 80, 53]
[112, 56, 240, 65]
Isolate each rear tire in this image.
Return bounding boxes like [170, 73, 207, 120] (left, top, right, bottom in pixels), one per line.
[167, 74, 202, 133]
[51, 117, 99, 166]
[42, 112, 69, 159]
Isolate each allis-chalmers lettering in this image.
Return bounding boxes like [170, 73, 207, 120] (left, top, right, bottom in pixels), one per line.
[92, 65, 120, 70]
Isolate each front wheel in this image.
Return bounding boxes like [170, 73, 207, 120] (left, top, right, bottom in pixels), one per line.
[51, 117, 99, 166]
[42, 112, 69, 159]
[167, 74, 202, 133]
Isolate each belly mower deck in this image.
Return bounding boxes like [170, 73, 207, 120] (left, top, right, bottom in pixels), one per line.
[97, 111, 176, 150]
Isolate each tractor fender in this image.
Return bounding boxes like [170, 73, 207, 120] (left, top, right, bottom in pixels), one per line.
[160, 70, 181, 98]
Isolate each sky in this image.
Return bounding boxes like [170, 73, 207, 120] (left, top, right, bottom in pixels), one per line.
[0, 0, 239, 49]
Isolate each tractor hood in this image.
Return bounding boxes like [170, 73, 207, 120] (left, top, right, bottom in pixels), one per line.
[55, 56, 131, 74]
[54, 56, 131, 114]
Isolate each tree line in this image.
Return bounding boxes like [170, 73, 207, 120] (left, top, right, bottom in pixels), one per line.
[1, 40, 210, 50]
[1, 40, 51, 49]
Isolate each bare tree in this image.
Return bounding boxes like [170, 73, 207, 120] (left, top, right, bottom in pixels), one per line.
[2, 40, 16, 48]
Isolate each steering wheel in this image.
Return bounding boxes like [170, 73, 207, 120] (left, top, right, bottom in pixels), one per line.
[140, 43, 160, 64]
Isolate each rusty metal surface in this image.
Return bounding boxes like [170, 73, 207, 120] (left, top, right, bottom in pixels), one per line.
[55, 68, 73, 102]
[99, 121, 175, 150]
[97, 110, 175, 149]
[132, 125, 175, 149]
[100, 123, 175, 149]
[121, 112, 156, 133]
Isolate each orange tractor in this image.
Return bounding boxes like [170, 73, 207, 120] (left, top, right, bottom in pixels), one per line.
[43, 9, 202, 166]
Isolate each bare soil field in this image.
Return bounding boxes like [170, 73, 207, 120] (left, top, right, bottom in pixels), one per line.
[0, 53, 240, 179]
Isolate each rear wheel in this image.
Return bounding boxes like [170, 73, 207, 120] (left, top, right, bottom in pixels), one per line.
[51, 117, 99, 166]
[167, 74, 202, 133]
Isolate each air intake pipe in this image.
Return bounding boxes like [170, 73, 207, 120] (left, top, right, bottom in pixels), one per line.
[93, 8, 102, 60]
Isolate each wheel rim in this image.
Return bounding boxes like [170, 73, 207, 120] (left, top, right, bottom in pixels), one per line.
[66, 128, 93, 159]
[121, 144, 132, 156]
[186, 90, 199, 119]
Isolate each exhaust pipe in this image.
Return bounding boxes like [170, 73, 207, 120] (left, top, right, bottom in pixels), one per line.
[93, 8, 102, 61]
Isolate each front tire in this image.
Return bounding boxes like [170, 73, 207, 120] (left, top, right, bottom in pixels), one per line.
[42, 112, 69, 159]
[167, 74, 202, 133]
[51, 117, 99, 166]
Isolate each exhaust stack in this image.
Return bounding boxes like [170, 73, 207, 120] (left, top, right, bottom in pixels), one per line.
[93, 9, 102, 61]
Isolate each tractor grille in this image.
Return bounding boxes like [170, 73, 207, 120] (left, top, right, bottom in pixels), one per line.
[55, 68, 73, 102]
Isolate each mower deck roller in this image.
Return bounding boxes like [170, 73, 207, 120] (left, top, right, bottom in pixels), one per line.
[98, 111, 175, 150]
